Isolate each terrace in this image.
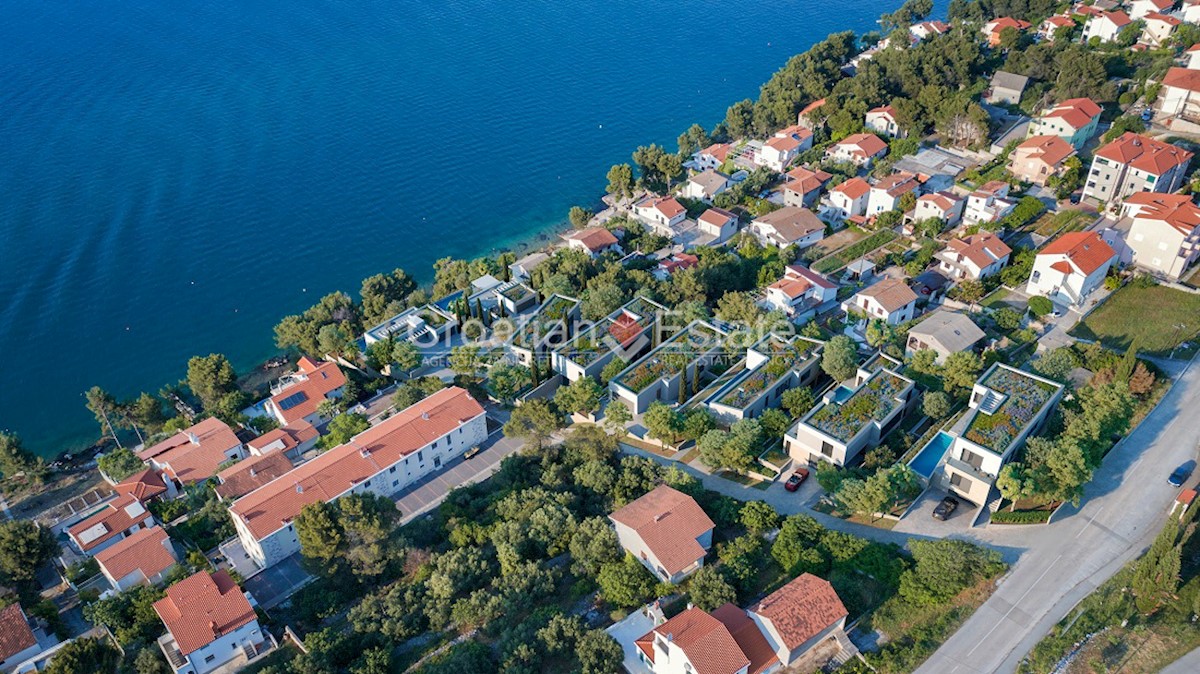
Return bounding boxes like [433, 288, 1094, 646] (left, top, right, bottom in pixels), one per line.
[806, 370, 908, 443]
[512, 295, 579, 350]
[613, 322, 723, 393]
[499, 283, 536, 305]
[961, 366, 1060, 453]
[715, 338, 818, 409]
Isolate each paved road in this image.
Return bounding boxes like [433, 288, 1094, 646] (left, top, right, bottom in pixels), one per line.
[1161, 645, 1200, 673]
[916, 357, 1200, 674]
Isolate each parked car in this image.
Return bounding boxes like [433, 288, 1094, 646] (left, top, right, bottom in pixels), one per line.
[464, 445, 482, 460]
[784, 468, 810, 492]
[1169, 465, 1193, 487]
[932, 496, 959, 521]
[1141, 108, 1154, 122]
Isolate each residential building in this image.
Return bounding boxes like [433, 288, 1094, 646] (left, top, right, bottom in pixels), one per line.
[1158, 68, 1200, 125]
[1141, 11, 1181, 46]
[891, 146, 970, 192]
[762, 265, 838, 319]
[748, 206, 825, 249]
[361, 304, 458, 348]
[113, 468, 171, 504]
[654, 252, 699, 280]
[824, 133, 888, 167]
[908, 364, 1063, 505]
[263, 357, 347, 428]
[905, 311, 986, 364]
[842, 278, 918, 325]
[963, 180, 1016, 226]
[137, 417, 246, 486]
[1028, 98, 1102, 148]
[68, 494, 156, 555]
[748, 574, 849, 668]
[1037, 14, 1075, 40]
[1129, 0, 1175, 20]
[633, 605, 771, 674]
[635, 196, 688, 233]
[0, 604, 41, 673]
[705, 335, 824, 424]
[1009, 135, 1076, 186]
[785, 354, 917, 466]
[866, 173, 920, 216]
[797, 98, 827, 129]
[508, 293, 581, 367]
[229, 387, 487, 569]
[910, 20, 950, 40]
[864, 105, 904, 138]
[154, 570, 265, 674]
[508, 250, 549, 282]
[565, 226, 621, 257]
[214, 451, 295, 501]
[982, 17, 1031, 46]
[1119, 192, 1200, 279]
[244, 422, 318, 462]
[1083, 132, 1193, 205]
[827, 178, 871, 221]
[936, 232, 1012, 280]
[609, 321, 727, 414]
[782, 167, 832, 208]
[760, 126, 813, 171]
[609, 485, 715, 583]
[681, 170, 730, 203]
[697, 207, 739, 242]
[552, 296, 665, 383]
[913, 191, 965, 227]
[985, 71, 1029, 105]
[692, 143, 734, 171]
[1184, 0, 1200, 26]
[95, 525, 178, 592]
[1026, 231, 1117, 306]
[1082, 10, 1133, 42]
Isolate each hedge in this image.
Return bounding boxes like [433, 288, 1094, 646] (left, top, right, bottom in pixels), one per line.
[990, 509, 1052, 525]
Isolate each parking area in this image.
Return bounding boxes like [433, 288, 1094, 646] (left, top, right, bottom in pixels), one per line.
[891, 487, 979, 537]
[243, 553, 311, 609]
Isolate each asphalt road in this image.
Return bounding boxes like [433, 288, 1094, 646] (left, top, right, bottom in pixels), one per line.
[916, 357, 1200, 674]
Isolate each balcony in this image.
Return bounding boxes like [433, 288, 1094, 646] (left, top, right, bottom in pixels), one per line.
[157, 634, 189, 672]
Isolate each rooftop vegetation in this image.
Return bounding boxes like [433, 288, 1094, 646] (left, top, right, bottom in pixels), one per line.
[807, 371, 907, 442]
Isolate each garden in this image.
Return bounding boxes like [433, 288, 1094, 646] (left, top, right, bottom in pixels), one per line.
[808, 372, 907, 442]
[1070, 279, 1200, 358]
[963, 367, 1058, 452]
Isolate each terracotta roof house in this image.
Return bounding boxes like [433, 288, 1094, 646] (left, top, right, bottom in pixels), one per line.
[782, 167, 833, 208]
[1082, 10, 1133, 42]
[797, 98, 828, 129]
[609, 485, 715, 583]
[95, 525, 178, 592]
[1129, 0, 1175, 21]
[1181, 0, 1200, 23]
[1009, 135, 1076, 186]
[760, 126, 814, 171]
[1038, 14, 1075, 41]
[633, 606, 759, 674]
[763, 265, 838, 318]
[906, 311, 987, 364]
[1029, 98, 1102, 148]
[214, 451, 295, 501]
[910, 20, 950, 40]
[68, 493, 156, 555]
[137, 417, 246, 486]
[154, 570, 265, 674]
[635, 196, 688, 233]
[244, 421, 319, 461]
[982, 17, 1031, 46]
[1083, 132, 1193, 204]
[748, 574, 849, 666]
[230, 387, 488, 569]
[1026, 231, 1117, 307]
[865, 105, 904, 138]
[1119, 192, 1200, 280]
[1141, 11, 1181, 47]
[964, 180, 1016, 226]
[697, 207, 739, 242]
[693, 143, 734, 171]
[985, 70, 1029, 105]
[825, 133, 888, 167]
[842, 278, 918, 326]
[566, 226, 622, 257]
[827, 177, 871, 221]
[264, 357, 347, 428]
[1159, 67, 1200, 126]
[936, 232, 1012, 281]
[682, 170, 732, 203]
[913, 191, 965, 227]
[654, 252, 700, 280]
[114, 468, 170, 504]
[0, 603, 40, 672]
[749, 206, 826, 249]
[866, 173, 920, 216]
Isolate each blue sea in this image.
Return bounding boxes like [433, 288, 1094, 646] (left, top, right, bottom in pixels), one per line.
[0, 0, 914, 458]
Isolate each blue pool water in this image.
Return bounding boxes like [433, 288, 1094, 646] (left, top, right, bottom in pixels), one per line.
[909, 431, 955, 478]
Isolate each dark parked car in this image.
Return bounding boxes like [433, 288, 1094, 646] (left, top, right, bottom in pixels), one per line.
[1169, 466, 1193, 487]
[1141, 107, 1154, 122]
[784, 468, 810, 492]
[932, 496, 959, 521]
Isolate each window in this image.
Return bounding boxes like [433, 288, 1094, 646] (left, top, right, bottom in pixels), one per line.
[961, 450, 984, 470]
[821, 442, 834, 457]
[950, 473, 965, 488]
[205, 655, 216, 664]
[389, 466, 396, 474]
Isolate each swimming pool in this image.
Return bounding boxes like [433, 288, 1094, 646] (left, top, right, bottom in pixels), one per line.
[909, 431, 955, 478]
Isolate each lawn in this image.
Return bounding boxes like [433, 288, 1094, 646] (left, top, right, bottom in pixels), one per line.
[1032, 209, 1092, 237]
[1070, 283, 1200, 357]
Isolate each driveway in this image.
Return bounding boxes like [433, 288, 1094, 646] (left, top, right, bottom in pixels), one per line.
[891, 488, 977, 538]
[243, 554, 311, 610]
[916, 356, 1200, 673]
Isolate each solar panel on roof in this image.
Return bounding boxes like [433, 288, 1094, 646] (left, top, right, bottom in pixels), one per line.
[277, 391, 309, 411]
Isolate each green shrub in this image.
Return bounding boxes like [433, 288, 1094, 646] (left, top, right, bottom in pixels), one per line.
[990, 509, 1052, 524]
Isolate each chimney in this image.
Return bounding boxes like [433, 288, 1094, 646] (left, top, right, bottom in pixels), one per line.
[295, 483, 303, 494]
[421, 412, 430, 420]
[186, 432, 200, 445]
[249, 468, 256, 478]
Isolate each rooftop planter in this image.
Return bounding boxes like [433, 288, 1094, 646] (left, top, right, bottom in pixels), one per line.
[807, 372, 906, 442]
[964, 368, 1057, 451]
[717, 341, 814, 409]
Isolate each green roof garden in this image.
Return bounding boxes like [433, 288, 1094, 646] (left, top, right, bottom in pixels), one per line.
[513, 295, 578, 350]
[715, 338, 817, 409]
[806, 370, 909, 443]
[963, 366, 1060, 453]
[614, 322, 723, 393]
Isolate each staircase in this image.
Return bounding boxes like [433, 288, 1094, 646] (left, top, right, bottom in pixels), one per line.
[976, 389, 1005, 415]
[830, 630, 863, 669]
[242, 641, 260, 661]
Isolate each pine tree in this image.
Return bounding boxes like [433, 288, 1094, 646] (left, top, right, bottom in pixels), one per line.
[530, 359, 541, 387]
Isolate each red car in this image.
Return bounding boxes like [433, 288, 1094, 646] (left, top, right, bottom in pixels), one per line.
[784, 468, 810, 492]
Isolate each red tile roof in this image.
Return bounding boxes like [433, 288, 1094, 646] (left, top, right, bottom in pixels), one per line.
[1098, 10, 1133, 27]
[1041, 98, 1101, 130]
[785, 264, 837, 290]
[268, 358, 347, 426]
[659, 253, 700, 275]
[231, 387, 485, 540]
[832, 177, 871, 200]
[1039, 231, 1117, 275]
[569, 226, 620, 253]
[0, 604, 35, 663]
[1124, 192, 1200, 235]
[1043, 15, 1075, 29]
[769, 276, 813, 300]
[945, 232, 1012, 270]
[214, 451, 295, 501]
[1163, 67, 1200, 94]
[711, 603, 779, 674]
[764, 135, 801, 152]
[783, 167, 832, 195]
[858, 278, 918, 313]
[68, 493, 155, 552]
[641, 196, 686, 219]
[610, 485, 714, 576]
[833, 133, 888, 159]
[749, 573, 848, 652]
[873, 172, 920, 197]
[95, 525, 176, 584]
[799, 98, 827, 117]
[245, 422, 318, 455]
[1178, 488, 1197, 506]
[1015, 135, 1076, 167]
[635, 607, 750, 674]
[699, 207, 737, 228]
[1095, 132, 1194, 176]
[137, 417, 243, 484]
[154, 571, 256, 656]
[918, 191, 960, 212]
[113, 468, 167, 503]
[1145, 11, 1182, 26]
[700, 143, 733, 162]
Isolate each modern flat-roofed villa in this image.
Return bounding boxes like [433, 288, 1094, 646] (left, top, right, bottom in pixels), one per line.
[785, 353, 917, 467]
[609, 320, 728, 414]
[705, 335, 824, 424]
[907, 364, 1063, 506]
[508, 293, 581, 367]
[551, 296, 666, 383]
[361, 304, 457, 347]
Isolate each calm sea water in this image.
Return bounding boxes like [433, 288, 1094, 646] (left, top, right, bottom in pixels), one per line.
[0, 0, 912, 457]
